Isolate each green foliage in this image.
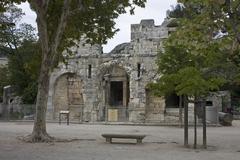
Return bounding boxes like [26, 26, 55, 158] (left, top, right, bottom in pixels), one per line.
[0, 4, 39, 104]
[21, 81, 38, 104]
[8, 41, 41, 103]
[27, 0, 146, 54]
[0, 5, 37, 55]
[168, 4, 185, 19]
[175, 67, 225, 96]
[0, 0, 25, 12]
[157, 45, 195, 74]
[149, 67, 226, 97]
[177, 0, 240, 60]
[147, 74, 178, 96]
[152, 0, 240, 98]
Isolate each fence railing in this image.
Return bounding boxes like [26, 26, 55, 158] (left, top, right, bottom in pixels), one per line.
[0, 104, 35, 120]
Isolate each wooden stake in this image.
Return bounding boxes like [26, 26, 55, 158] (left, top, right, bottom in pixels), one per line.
[194, 103, 197, 149]
[202, 100, 207, 149]
[179, 95, 183, 128]
[184, 95, 188, 147]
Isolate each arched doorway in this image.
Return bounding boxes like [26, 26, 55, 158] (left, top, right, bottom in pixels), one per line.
[53, 73, 84, 121]
[102, 65, 130, 122]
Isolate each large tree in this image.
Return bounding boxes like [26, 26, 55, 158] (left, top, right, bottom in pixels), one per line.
[0, 4, 39, 104]
[1, 0, 147, 142]
[149, 0, 240, 148]
[151, 1, 233, 98]
[153, 0, 240, 98]
[176, 0, 240, 67]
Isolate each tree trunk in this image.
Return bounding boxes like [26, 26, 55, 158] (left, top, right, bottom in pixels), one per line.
[25, 1, 53, 142]
[184, 95, 188, 147]
[202, 100, 207, 149]
[28, 50, 53, 142]
[25, 0, 71, 142]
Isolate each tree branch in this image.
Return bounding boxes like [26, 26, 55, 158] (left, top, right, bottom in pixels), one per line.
[1, 30, 15, 54]
[6, 41, 14, 53]
[69, 0, 85, 15]
[29, 0, 49, 56]
[50, 0, 72, 68]
[9, 27, 19, 51]
[45, 0, 50, 9]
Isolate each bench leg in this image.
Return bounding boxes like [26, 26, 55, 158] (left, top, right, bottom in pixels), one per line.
[67, 113, 69, 125]
[106, 138, 112, 143]
[59, 113, 61, 125]
[137, 139, 142, 144]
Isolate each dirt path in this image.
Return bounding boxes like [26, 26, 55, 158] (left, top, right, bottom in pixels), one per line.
[0, 121, 240, 160]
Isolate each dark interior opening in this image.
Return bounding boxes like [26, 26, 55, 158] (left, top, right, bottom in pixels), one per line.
[137, 63, 141, 77]
[110, 81, 123, 106]
[206, 101, 213, 106]
[165, 93, 180, 108]
[88, 64, 92, 78]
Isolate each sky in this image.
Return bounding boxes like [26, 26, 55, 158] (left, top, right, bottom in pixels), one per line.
[19, 0, 177, 53]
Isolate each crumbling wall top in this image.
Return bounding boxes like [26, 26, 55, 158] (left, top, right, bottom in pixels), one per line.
[131, 19, 172, 41]
[140, 19, 155, 27]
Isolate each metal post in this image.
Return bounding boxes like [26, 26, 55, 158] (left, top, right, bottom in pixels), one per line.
[179, 95, 183, 128]
[184, 95, 188, 147]
[194, 103, 197, 149]
[202, 100, 207, 149]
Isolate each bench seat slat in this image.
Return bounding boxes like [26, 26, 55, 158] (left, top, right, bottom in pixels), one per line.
[102, 134, 145, 139]
[102, 134, 146, 144]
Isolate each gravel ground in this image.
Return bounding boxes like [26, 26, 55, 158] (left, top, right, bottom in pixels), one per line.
[0, 121, 240, 160]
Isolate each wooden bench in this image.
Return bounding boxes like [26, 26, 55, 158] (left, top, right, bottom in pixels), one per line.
[102, 134, 146, 144]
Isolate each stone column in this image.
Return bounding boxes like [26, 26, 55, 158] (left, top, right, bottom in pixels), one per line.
[123, 81, 127, 107]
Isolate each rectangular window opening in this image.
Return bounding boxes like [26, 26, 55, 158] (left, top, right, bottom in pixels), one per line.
[137, 63, 141, 77]
[88, 64, 92, 78]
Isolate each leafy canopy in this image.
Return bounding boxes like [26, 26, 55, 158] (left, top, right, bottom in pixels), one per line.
[8, 41, 41, 103]
[29, 0, 146, 55]
[0, 4, 39, 103]
[149, 0, 240, 97]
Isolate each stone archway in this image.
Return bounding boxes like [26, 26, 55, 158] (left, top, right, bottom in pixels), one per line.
[53, 73, 84, 121]
[100, 65, 130, 122]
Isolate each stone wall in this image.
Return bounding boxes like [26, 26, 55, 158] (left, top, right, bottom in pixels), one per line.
[145, 90, 165, 122]
[47, 19, 194, 124]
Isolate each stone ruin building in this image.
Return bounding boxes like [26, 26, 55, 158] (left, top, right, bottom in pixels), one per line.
[46, 19, 230, 124]
[47, 19, 179, 123]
